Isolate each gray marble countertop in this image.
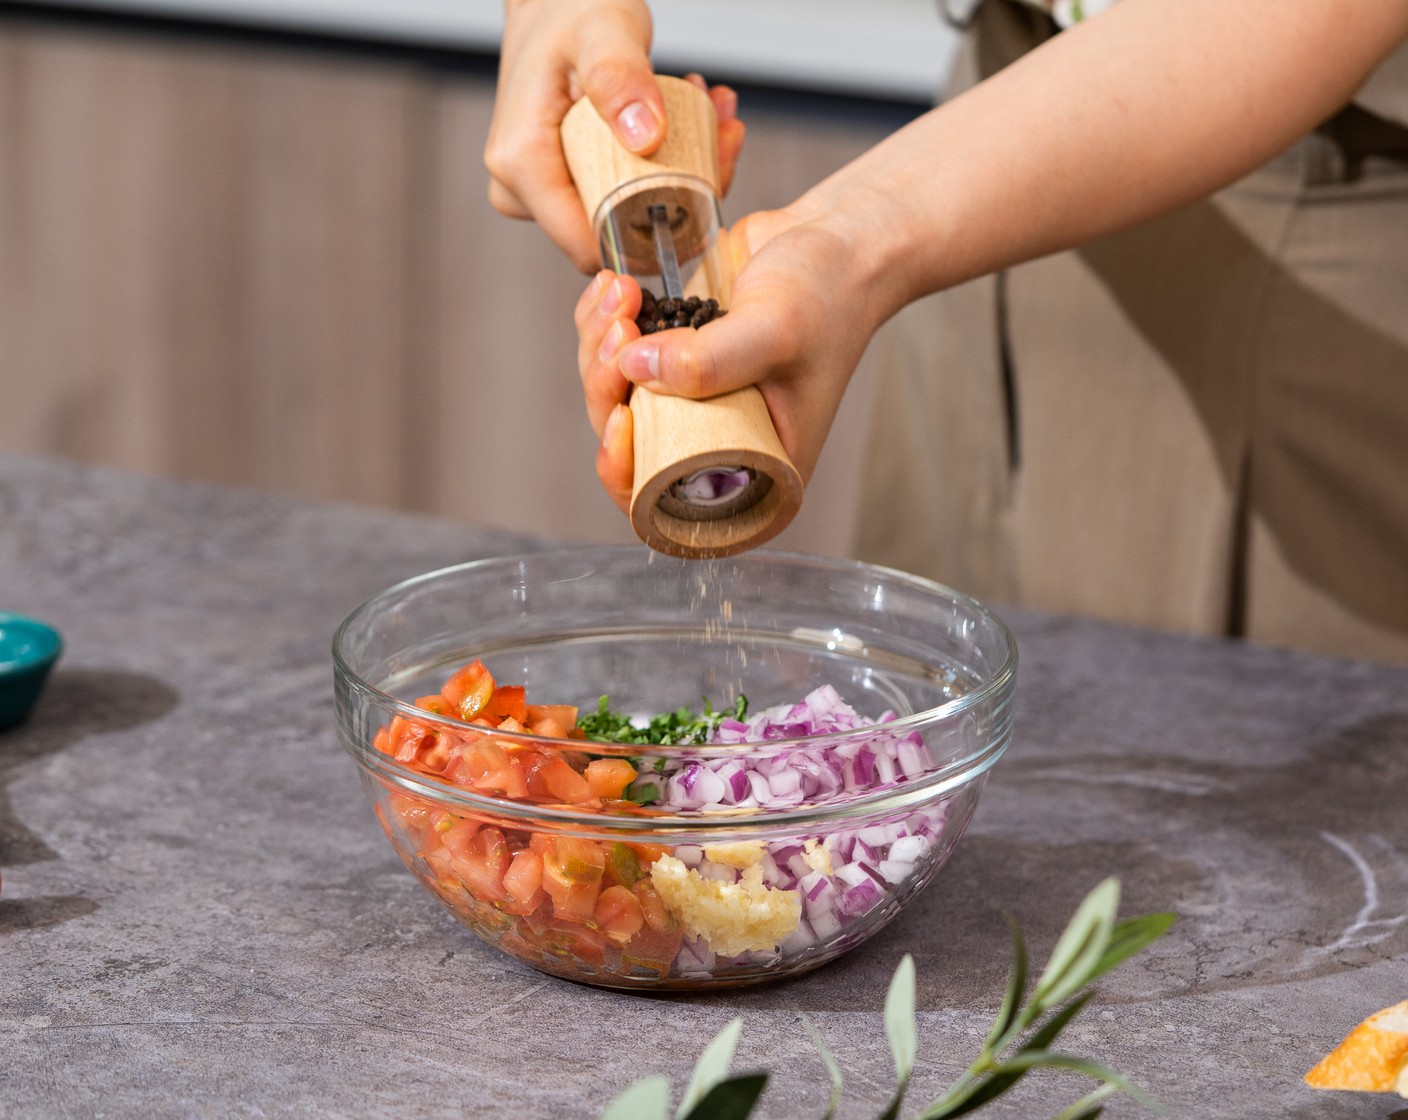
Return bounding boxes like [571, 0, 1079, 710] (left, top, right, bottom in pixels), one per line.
[2, 454, 1406, 1119]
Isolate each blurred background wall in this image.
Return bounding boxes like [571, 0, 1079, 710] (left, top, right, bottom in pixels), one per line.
[0, 0, 958, 554]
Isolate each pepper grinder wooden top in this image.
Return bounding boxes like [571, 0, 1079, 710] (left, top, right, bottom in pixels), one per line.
[561, 76, 804, 559]
[561, 76, 721, 224]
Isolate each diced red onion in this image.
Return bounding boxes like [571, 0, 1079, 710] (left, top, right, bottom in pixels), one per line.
[840, 879, 883, 917]
[878, 859, 915, 885]
[809, 909, 842, 941]
[802, 877, 838, 920]
[888, 835, 930, 864]
[698, 861, 738, 883]
[833, 863, 872, 890]
[801, 871, 830, 900]
[758, 852, 788, 889]
[898, 737, 929, 778]
[779, 919, 817, 954]
[639, 685, 958, 979]
[856, 825, 893, 849]
[677, 937, 716, 973]
[771, 842, 804, 865]
[673, 844, 704, 868]
[721, 763, 750, 803]
[859, 862, 888, 888]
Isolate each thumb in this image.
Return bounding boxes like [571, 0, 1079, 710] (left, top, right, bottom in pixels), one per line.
[618, 302, 790, 402]
[575, 13, 665, 155]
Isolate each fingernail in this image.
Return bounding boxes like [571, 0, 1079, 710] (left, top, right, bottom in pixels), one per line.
[616, 101, 658, 150]
[599, 321, 627, 364]
[716, 87, 738, 121]
[621, 342, 659, 384]
[602, 403, 627, 448]
[602, 278, 624, 315]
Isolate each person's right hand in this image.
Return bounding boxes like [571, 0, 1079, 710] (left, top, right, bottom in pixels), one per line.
[573, 198, 910, 514]
[484, 0, 745, 273]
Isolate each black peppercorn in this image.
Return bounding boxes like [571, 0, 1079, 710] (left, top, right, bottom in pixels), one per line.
[636, 290, 726, 336]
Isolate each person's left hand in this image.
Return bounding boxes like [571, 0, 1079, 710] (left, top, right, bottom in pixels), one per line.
[484, 0, 746, 272]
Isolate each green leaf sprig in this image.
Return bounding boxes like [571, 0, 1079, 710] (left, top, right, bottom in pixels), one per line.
[600, 1015, 766, 1120]
[914, 878, 1173, 1119]
[597, 878, 1174, 1120]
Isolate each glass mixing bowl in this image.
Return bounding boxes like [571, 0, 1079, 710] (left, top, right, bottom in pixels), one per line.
[333, 548, 1016, 990]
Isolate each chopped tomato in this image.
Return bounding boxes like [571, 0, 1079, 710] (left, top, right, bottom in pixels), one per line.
[542, 835, 606, 886]
[439, 816, 480, 858]
[543, 921, 608, 968]
[527, 703, 578, 729]
[631, 842, 671, 867]
[548, 880, 600, 921]
[420, 735, 452, 772]
[595, 885, 645, 943]
[605, 842, 642, 888]
[624, 884, 683, 973]
[371, 660, 704, 984]
[479, 757, 528, 800]
[537, 757, 595, 804]
[441, 659, 496, 721]
[540, 835, 605, 919]
[528, 716, 571, 739]
[502, 849, 544, 906]
[585, 758, 637, 800]
[482, 684, 527, 723]
[450, 737, 523, 796]
[635, 880, 676, 933]
[414, 694, 451, 716]
[384, 716, 430, 763]
[454, 826, 511, 902]
[622, 923, 684, 978]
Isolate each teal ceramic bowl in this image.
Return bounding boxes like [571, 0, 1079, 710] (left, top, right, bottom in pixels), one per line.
[0, 613, 62, 731]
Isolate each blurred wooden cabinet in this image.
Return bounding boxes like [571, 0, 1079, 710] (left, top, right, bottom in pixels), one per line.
[0, 16, 913, 553]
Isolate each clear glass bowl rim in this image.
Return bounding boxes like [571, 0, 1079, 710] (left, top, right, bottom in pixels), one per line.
[333, 546, 1017, 834]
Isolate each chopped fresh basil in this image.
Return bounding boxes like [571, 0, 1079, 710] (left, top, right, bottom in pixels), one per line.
[577, 694, 748, 747]
[623, 780, 661, 805]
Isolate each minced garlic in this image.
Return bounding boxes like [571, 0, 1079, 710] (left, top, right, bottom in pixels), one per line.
[701, 841, 765, 869]
[649, 855, 801, 957]
[801, 838, 833, 876]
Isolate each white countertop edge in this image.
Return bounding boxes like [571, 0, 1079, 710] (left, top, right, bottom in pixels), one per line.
[22, 0, 957, 102]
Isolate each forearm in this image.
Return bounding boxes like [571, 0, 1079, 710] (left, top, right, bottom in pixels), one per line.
[804, 0, 1408, 325]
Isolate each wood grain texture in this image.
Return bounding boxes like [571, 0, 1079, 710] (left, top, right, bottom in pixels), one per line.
[0, 19, 907, 556]
[561, 75, 719, 222]
[0, 21, 422, 506]
[628, 387, 804, 557]
[430, 78, 636, 544]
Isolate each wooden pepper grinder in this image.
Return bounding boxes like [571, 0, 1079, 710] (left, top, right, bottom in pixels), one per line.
[561, 76, 804, 559]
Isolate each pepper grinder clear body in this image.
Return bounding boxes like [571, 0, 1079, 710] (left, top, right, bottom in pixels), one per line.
[562, 77, 803, 558]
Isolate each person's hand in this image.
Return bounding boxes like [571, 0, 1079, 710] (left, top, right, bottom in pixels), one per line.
[485, 0, 746, 272]
[574, 200, 904, 512]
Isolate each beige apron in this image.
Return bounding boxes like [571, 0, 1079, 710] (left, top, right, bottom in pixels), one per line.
[853, 1, 1408, 664]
